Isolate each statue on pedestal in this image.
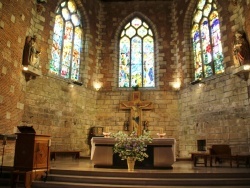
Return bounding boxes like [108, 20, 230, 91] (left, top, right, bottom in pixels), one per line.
[233, 31, 250, 66]
[22, 35, 41, 69]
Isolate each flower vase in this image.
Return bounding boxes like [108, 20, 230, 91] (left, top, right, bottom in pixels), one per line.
[127, 157, 136, 172]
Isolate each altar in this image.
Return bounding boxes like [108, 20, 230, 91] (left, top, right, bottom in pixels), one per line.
[91, 137, 176, 169]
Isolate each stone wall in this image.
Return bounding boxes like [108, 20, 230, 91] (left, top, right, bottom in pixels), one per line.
[0, 0, 35, 165]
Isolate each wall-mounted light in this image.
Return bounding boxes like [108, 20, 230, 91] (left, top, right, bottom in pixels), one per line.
[172, 82, 181, 91]
[198, 82, 205, 87]
[93, 81, 102, 91]
[68, 82, 74, 88]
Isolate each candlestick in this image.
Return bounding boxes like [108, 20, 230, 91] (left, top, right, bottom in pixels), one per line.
[160, 128, 163, 134]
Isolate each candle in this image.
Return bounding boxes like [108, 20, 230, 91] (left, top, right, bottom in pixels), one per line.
[160, 128, 163, 134]
[106, 127, 110, 132]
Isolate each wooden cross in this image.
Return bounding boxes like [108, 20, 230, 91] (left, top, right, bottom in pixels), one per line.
[119, 91, 153, 135]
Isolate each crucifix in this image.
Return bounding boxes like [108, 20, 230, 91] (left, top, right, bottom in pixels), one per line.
[119, 91, 153, 135]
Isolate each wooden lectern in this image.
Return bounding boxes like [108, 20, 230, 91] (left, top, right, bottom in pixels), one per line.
[13, 133, 51, 185]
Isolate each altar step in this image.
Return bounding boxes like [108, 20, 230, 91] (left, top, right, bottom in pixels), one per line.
[32, 169, 250, 188]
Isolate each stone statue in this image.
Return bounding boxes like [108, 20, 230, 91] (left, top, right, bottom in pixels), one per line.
[233, 31, 250, 66]
[23, 35, 41, 69]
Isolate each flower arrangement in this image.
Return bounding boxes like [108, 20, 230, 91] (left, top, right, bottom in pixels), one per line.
[112, 131, 152, 161]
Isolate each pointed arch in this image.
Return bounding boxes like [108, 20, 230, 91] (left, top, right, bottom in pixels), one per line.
[49, 0, 84, 81]
[191, 0, 224, 81]
[116, 12, 158, 88]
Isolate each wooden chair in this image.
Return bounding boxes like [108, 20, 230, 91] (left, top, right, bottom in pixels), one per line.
[209, 145, 233, 167]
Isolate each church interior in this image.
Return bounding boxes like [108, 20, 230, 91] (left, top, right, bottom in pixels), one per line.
[1, 0, 250, 186]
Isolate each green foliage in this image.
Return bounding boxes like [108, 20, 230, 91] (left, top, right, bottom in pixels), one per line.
[112, 131, 152, 161]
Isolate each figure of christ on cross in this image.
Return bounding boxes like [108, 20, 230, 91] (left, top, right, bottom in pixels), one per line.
[119, 91, 153, 135]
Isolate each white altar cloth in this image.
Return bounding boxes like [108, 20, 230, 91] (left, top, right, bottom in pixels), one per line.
[91, 137, 176, 168]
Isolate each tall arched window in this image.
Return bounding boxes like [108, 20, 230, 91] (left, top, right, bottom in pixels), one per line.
[191, 0, 224, 81]
[50, 0, 82, 81]
[119, 17, 155, 88]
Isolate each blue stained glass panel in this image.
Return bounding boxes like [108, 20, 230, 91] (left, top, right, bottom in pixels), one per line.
[119, 17, 155, 88]
[131, 36, 142, 87]
[143, 36, 154, 87]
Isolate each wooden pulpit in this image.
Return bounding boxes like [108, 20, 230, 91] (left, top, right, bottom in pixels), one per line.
[14, 133, 51, 180]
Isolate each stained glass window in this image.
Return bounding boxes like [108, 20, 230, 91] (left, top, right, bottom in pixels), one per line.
[119, 17, 155, 88]
[50, 0, 82, 81]
[191, 0, 224, 80]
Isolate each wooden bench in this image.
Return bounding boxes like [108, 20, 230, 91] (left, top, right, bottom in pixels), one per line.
[50, 150, 81, 160]
[209, 145, 233, 167]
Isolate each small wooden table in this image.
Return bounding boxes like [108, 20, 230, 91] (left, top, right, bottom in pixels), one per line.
[190, 152, 210, 167]
[235, 154, 250, 167]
